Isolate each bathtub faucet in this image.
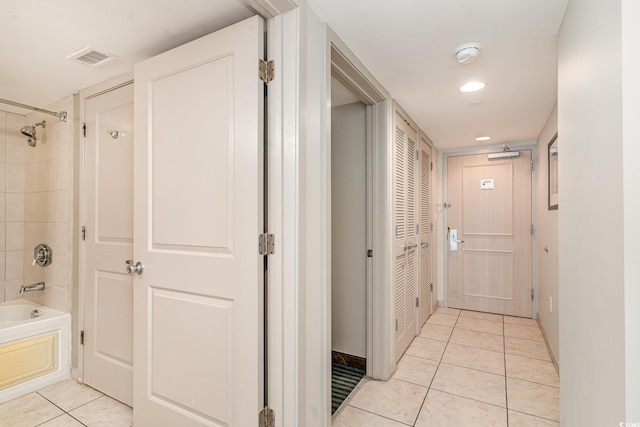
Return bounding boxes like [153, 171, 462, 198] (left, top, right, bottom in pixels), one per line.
[20, 282, 45, 294]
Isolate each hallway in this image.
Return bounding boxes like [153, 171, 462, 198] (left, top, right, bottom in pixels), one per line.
[333, 308, 559, 426]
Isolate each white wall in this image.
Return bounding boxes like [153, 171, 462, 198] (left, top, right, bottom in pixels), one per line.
[536, 103, 559, 366]
[558, 0, 639, 422]
[331, 102, 367, 358]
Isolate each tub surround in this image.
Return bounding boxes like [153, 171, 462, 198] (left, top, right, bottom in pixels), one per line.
[0, 97, 75, 314]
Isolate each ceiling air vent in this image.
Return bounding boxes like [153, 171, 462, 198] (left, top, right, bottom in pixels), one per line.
[67, 46, 116, 68]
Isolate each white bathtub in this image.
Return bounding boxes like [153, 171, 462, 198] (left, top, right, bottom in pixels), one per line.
[0, 299, 71, 403]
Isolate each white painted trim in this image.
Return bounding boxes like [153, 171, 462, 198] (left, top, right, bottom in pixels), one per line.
[267, 8, 299, 427]
[327, 29, 393, 381]
[439, 142, 538, 317]
[241, 0, 297, 18]
[76, 73, 134, 384]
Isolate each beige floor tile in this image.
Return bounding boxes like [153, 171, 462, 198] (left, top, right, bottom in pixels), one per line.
[431, 363, 506, 407]
[392, 354, 439, 387]
[68, 395, 133, 427]
[38, 378, 104, 412]
[505, 354, 559, 387]
[419, 323, 453, 342]
[39, 414, 86, 427]
[503, 316, 538, 328]
[426, 313, 458, 327]
[0, 392, 63, 427]
[333, 405, 408, 426]
[449, 328, 504, 353]
[460, 310, 504, 323]
[504, 324, 544, 342]
[415, 389, 507, 427]
[505, 336, 551, 361]
[405, 337, 447, 361]
[507, 378, 559, 422]
[435, 307, 460, 316]
[349, 378, 427, 425]
[442, 343, 505, 375]
[455, 316, 504, 335]
[508, 410, 559, 426]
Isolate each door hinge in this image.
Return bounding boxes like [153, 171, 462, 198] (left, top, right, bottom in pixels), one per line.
[430, 162, 433, 171]
[416, 297, 419, 307]
[430, 222, 433, 232]
[80, 330, 84, 345]
[259, 59, 274, 83]
[430, 283, 433, 292]
[416, 224, 419, 235]
[81, 226, 86, 241]
[395, 318, 398, 332]
[259, 407, 275, 427]
[82, 122, 86, 138]
[531, 289, 535, 301]
[367, 249, 373, 258]
[531, 159, 534, 171]
[530, 224, 534, 236]
[416, 150, 419, 160]
[259, 233, 275, 255]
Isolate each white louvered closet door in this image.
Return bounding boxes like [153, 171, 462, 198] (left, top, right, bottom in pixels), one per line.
[394, 111, 418, 362]
[418, 133, 433, 327]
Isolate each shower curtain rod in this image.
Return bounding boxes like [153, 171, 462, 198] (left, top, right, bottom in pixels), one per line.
[0, 97, 67, 122]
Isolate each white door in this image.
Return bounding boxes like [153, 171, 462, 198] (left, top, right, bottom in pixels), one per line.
[447, 151, 532, 317]
[133, 16, 264, 427]
[393, 110, 418, 361]
[418, 133, 432, 327]
[82, 83, 134, 406]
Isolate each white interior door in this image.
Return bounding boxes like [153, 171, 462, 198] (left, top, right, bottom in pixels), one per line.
[82, 83, 134, 406]
[393, 110, 418, 361]
[447, 151, 532, 317]
[133, 16, 264, 426]
[418, 133, 432, 327]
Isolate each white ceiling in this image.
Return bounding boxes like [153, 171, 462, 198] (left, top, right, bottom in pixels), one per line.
[0, 0, 568, 150]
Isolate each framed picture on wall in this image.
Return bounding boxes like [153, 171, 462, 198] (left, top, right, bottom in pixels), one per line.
[548, 133, 558, 210]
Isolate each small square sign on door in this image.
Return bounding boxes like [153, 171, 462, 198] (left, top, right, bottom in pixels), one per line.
[480, 179, 495, 190]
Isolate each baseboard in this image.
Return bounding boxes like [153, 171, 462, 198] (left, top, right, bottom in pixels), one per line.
[537, 316, 560, 375]
[332, 351, 366, 371]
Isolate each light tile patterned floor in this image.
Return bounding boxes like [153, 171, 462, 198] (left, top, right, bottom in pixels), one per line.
[0, 379, 132, 427]
[333, 307, 559, 426]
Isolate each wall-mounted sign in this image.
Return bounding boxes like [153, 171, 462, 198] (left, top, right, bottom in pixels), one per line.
[480, 179, 495, 190]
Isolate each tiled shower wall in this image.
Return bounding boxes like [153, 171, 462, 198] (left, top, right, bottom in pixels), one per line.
[0, 96, 75, 312]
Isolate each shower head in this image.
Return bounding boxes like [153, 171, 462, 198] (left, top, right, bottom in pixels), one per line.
[20, 120, 46, 147]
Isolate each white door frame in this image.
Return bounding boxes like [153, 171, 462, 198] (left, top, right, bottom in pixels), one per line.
[328, 28, 392, 380]
[439, 141, 539, 318]
[76, 72, 135, 382]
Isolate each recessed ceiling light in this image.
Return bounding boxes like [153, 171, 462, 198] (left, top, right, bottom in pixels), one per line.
[460, 81, 486, 92]
[475, 136, 491, 141]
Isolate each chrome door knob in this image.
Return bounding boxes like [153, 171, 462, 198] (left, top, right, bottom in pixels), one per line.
[126, 260, 144, 275]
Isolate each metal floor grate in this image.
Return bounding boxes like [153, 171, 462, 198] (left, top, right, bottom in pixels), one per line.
[331, 363, 365, 414]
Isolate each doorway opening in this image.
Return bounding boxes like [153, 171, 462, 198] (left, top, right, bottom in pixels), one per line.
[330, 78, 368, 413]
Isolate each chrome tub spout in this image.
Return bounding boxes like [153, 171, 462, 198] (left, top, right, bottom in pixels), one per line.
[19, 282, 45, 294]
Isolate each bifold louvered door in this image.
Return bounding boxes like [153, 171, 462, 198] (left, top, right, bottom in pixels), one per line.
[393, 110, 418, 362]
[418, 133, 433, 327]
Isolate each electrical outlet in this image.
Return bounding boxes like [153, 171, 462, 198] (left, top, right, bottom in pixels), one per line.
[549, 296, 553, 313]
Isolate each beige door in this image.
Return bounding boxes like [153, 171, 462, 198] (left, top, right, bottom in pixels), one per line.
[133, 16, 263, 426]
[82, 83, 134, 405]
[393, 110, 418, 361]
[418, 133, 432, 327]
[447, 151, 532, 317]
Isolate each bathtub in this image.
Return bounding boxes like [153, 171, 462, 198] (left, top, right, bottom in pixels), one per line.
[0, 299, 71, 404]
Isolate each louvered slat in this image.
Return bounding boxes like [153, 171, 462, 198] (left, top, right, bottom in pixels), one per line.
[395, 127, 406, 241]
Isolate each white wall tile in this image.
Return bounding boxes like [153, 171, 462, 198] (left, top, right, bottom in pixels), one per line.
[6, 222, 23, 251]
[5, 250, 23, 280]
[5, 193, 24, 222]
